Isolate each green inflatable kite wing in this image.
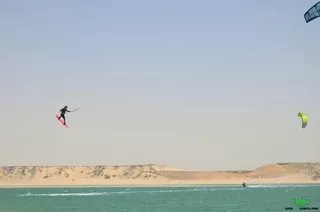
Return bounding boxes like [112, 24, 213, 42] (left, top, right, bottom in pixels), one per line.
[297, 112, 308, 128]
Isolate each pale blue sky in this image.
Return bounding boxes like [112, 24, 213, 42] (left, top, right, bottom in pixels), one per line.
[0, 0, 319, 170]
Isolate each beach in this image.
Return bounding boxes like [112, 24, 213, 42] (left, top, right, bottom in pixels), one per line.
[0, 162, 319, 188]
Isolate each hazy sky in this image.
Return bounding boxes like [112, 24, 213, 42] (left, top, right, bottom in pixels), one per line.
[1, 0, 319, 170]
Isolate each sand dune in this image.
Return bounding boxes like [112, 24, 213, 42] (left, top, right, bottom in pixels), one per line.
[0, 163, 319, 187]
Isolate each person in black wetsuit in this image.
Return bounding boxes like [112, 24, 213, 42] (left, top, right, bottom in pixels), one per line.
[57, 105, 73, 125]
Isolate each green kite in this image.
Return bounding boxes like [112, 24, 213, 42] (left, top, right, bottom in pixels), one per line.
[297, 112, 308, 128]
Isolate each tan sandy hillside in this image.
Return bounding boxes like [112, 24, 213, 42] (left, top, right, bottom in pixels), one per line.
[248, 163, 320, 180]
[0, 163, 319, 186]
[0, 164, 171, 181]
[157, 163, 320, 181]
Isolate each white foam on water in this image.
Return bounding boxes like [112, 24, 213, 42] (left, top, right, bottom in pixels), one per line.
[247, 184, 317, 188]
[18, 188, 215, 197]
[19, 184, 313, 197]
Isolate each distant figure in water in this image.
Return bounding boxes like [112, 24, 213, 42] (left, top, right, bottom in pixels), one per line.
[242, 182, 247, 188]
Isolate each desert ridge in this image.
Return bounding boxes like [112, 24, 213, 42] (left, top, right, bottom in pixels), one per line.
[0, 163, 319, 187]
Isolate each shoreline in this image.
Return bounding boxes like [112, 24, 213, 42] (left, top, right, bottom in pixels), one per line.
[1, 181, 319, 188]
[1, 163, 319, 188]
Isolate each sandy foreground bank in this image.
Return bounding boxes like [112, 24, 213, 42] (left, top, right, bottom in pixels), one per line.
[0, 163, 319, 188]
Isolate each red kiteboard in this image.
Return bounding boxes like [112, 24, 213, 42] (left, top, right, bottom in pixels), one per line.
[55, 114, 68, 128]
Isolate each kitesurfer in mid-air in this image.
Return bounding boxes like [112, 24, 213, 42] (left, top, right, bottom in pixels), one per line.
[57, 105, 75, 125]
